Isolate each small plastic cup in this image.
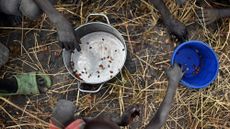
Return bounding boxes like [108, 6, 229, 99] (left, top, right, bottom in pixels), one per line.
[171, 40, 219, 89]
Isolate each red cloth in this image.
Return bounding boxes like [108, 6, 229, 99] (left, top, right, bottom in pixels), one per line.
[49, 121, 61, 129]
[66, 119, 85, 129]
[50, 119, 85, 129]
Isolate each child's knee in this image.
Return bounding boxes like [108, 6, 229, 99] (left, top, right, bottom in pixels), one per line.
[19, 0, 42, 20]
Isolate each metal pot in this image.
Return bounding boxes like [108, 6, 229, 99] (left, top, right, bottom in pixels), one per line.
[63, 13, 127, 93]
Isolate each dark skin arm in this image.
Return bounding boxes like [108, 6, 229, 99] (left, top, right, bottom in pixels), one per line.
[83, 105, 141, 129]
[176, 0, 185, 6]
[149, 0, 188, 42]
[114, 104, 141, 126]
[145, 64, 183, 129]
[51, 64, 183, 129]
[51, 101, 141, 129]
[0, 0, 79, 50]
[197, 8, 230, 25]
[219, 8, 230, 18]
[149, 0, 171, 20]
[33, 0, 81, 51]
[83, 104, 141, 126]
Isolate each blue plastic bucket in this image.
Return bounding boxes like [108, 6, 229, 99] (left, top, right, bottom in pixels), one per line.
[171, 40, 219, 89]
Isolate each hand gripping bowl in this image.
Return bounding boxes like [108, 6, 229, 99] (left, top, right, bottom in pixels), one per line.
[171, 40, 219, 89]
[63, 13, 127, 93]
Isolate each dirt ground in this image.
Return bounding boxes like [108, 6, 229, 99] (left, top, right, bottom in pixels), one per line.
[0, 0, 230, 129]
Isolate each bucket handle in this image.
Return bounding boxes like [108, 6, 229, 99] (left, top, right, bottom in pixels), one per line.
[77, 82, 104, 93]
[86, 13, 110, 24]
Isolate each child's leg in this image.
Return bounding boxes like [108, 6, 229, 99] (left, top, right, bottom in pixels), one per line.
[0, 73, 51, 95]
[0, 43, 16, 93]
[0, 42, 9, 68]
[0, 42, 17, 93]
[0, 78, 17, 93]
[19, 0, 57, 20]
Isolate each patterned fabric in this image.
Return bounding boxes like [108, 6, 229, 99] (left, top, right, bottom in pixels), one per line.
[49, 122, 61, 129]
[66, 119, 85, 129]
[50, 119, 85, 129]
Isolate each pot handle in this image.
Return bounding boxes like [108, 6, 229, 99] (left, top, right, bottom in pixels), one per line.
[77, 82, 104, 93]
[86, 13, 110, 24]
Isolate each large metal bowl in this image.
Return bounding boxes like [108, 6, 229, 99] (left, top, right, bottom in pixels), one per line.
[63, 13, 127, 93]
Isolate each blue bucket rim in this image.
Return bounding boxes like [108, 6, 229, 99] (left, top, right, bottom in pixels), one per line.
[171, 40, 219, 89]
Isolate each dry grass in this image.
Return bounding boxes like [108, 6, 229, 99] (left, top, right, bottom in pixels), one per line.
[0, 0, 230, 129]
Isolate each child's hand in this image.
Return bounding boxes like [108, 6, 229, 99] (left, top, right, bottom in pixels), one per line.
[166, 63, 184, 83]
[115, 104, 141, 126]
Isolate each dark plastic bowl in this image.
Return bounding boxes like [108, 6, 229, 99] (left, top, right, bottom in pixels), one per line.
[171, 40, 219, 89]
